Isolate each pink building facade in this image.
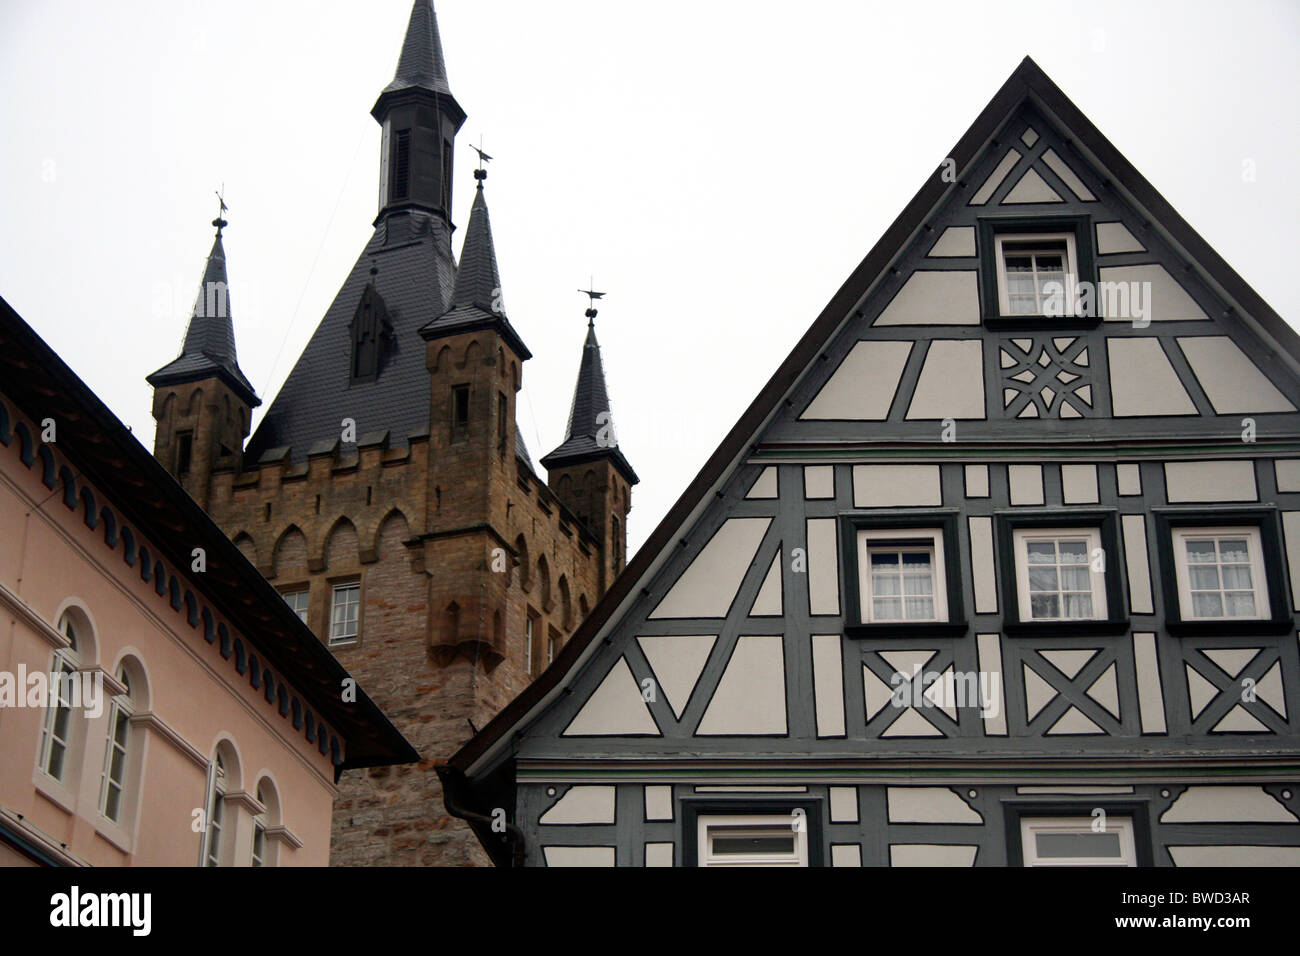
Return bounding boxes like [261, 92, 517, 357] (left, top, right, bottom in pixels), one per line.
[0, 296, 416, 866]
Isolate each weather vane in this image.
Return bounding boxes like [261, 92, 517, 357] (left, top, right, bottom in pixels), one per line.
[578, 280, 605, 324]
[470, 138, 492, 181]
[213, 184, 228, 234]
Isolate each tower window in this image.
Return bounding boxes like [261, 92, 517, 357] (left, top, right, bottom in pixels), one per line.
[441, 139, 453, 211]
[451, 385, 470, 437]
[175, 431, 193, 477]
[392, 129, 411, 201]
[497, 393, 508, 456]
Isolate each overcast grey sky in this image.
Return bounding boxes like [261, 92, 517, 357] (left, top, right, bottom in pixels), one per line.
[1, 0, 1297, 553]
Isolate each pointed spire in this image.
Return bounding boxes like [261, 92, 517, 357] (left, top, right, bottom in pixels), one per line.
[147, 215, 259, 407]
[382, 0, 453, 97]
[418, 172, 530, 360]
[541, 309, 638, 485]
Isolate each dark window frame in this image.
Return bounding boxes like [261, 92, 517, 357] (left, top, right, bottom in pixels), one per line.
[839, 512, 968, 637]
[977, 215, 1098, 329]
[995, 510, 1129, 636]
[681, 797, 825, 868]
[391, 128, 412, 202]
[450, 383, 470, 439]
[1004, 801, 1153, 867]
[1153, 507, 1294, 636]
[175, 430, 194, 477]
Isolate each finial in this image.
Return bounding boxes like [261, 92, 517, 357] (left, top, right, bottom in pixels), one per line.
[213, 185, 229, 235]
[578, 280, 605, 326]
[369, 258, 379, 279]
[470, 138, 492, 184]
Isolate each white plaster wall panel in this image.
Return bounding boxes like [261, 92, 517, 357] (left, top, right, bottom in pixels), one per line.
[977, 633, 1007, 735]
[1008, 464, 1044, 505]
[875, 271, 981, 326]
[811, 634, 846, 737]
[927, 226, 976, 257]
[863, 665, 895, 722]
[636, 635, 717, 719]
[1041, 649, 1096, 679]
[1177, 336, 1295, 414]
[1132, 632, 1166, 734]
[1163, 460, 1257, 503]
[1117, 463, 1143, 496]
[969, 518, 998, 614]
[830, 787, 859, 823]
[1122, 514, 1154, 614]
[1061, 464, 1099, 503]
[804, 465, 835, 499]
[887, 787, 982, 823]
[1275, 460, 1300, 493]
[1170, 845, 1300, 867]
[1041, 149, 1096, 200]
[969, 148, 1021, 205]
[1161, 787, 1297, 823]
[1255, 661, 1287, 718]
[1086, 663, 1121, 719]
[1024, 664, 1057, 722]
[645, 843, 674, 867]
[750, 553, 783, 616]
[831, 844, 862, 867]
[1099, 264, 1208, 321]
[881, 708, 944, 738]
[1282, 512, 1300, 608]
[1046, 707, 1104, 734]
[1186, 664, 1218, 720]
[1000, 167, 1063, 204]
[1096, 221, 1144, 254]
[746, 466, 778, 499]
[1212, 705, 1268, 732]
[1203, 648, 1258, 677]
[852, 464, 943, 507]
[801, 340, 911, 419]
[964, 464, 989, 498]
[644, 786, 673, 821]
[543, 846, 616, 867]
[562, 657, 661, 736]
[539, 786, 617, 825]
[649, 517, 771, 618]
[905, 339, 986, 418]
[1020, 128, 1039, 147]
[1107, 338, 1198, 416]
[890, 844, 978, 866]
[806, 518, 840, 615]
[696, 636, 787, 736]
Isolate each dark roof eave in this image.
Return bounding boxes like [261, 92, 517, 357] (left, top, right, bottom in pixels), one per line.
[539, 446, 639, 486]
[145, 363, 262, 409]
[444, 54, 1300, 782]
[419, 309, 533, 360]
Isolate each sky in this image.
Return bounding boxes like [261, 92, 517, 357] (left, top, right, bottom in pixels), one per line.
[1, 0, 1297, 555]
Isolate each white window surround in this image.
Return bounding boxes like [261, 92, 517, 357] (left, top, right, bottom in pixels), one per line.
[1012, 527, 1107, 622]
[203, 755, 227, 867]
[524, 615, 534, 677]
[282, 589, 309, 624]
[697, 814, 808, 867]
[98, 667, 132, 823]
[856, 528, 948, 623]
[994, 232, 1079, 316]
[1170, 526, 1268, 621]
[1021, 815, 1136, 866]
[329, 582, 361, 645]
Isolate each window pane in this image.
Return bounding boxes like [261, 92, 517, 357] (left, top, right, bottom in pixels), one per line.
[1036, 831, 1121, 858]
[1218, 539, 1250, 563]
[904, 597, 935, 618]
[901, 552, 932, 570]
[1030, 594, 1060, 618]
[1192, 592, 1223, 617]
[1188, 565, 1221, 590]
[1027, 567, 1059, 592]
[1058, 541, 1088, 563]
[873, 597, 902, 618]
[713, 834, 796, 856]
[1185, 540, 1217, 563]
[902, 574, 933, 596]
[1220, 564, 1253, 590]
[1026, 542, 1057, 564]
[872, 573, 901, 596]
[1224, 592, 1257, 617]
[870, 552, 899, 568]
[1062, 593, 1094, 618]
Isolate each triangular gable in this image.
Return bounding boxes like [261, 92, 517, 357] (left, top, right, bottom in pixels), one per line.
[448, 56, 1300, 781]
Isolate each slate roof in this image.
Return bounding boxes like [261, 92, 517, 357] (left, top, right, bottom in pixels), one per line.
[147, 225, 259, 407]
[442, 55, 1300, 815]
[382, 0, 452, 97]
[245, 212, 457, 464]
[419, 181, 532, 361]
[540, 318, 637, 484]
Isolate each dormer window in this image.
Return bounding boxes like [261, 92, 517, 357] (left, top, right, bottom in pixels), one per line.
[391, 129, 411, 201]
[349, 284, 392, 385]
[995, 234, 1077, 315]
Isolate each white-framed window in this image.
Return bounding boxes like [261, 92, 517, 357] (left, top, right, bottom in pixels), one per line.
[856, 528, 947, 623]
[1171, 527, 1268, 620]
[98, 665, 133, 823]
[546, 628, 558, 667]
[282, 589, 309, 624]
[329, 582, 361, 644]
[251, 783, 268, 867]
[39, 615, 80, 782]
[524, 614, 534, 676]
[1013, 528, 1106, 621]
[994, 232, 1078, 316]
[697, 814, 808, 867]
[204, 754, 227, 867]
[1020, 815, 1136, 866]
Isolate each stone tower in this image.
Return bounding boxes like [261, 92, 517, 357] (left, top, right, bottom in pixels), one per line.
[146, 0, 635, 866]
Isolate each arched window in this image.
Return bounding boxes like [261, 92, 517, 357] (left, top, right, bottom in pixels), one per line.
[251, 783, 268, 867]
[204, 753, 228, 867]
[98, 665, 133, 823]
[39, 613, 82, 782]
[537, 554, 552, 613]
[251, 777, 282, 867]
